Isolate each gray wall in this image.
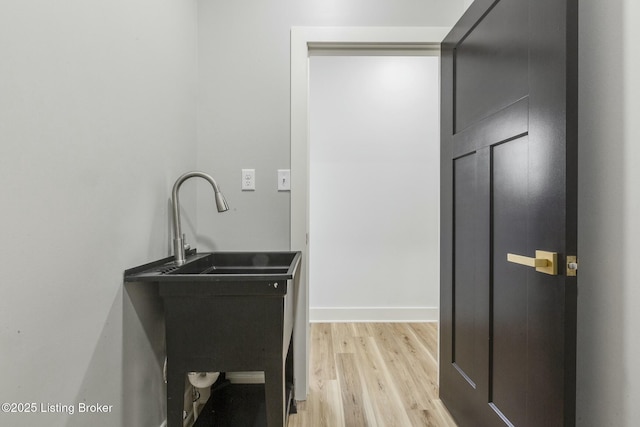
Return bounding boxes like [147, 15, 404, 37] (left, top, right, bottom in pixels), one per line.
[0, 1, 197, 426]
[195, 0, 467, 252]
[577, 0, 640, 425]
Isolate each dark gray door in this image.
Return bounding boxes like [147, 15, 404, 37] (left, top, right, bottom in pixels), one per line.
[439, 0, 578, 425]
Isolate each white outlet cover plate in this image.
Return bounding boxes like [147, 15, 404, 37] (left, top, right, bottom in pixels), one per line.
[242, 169, 255, 190]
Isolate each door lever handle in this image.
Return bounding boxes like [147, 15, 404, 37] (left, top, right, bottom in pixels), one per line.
[507, 250, 558, 275]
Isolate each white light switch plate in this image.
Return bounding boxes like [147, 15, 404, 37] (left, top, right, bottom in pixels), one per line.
[277, 169, 291, 191]
[242, 169, 255, 190]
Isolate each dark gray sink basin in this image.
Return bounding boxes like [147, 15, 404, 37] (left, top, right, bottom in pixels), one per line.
[124, 251, 301, 284]
[168, 252, 296, 276]
[184, 266, 289, 275]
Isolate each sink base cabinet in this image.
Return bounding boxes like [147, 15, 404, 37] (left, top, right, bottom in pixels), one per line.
[160, 285, 295, 427]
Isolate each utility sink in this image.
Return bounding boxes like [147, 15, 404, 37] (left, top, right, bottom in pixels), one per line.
[125, 172, 300, 427]
[124, 249, 302, 427]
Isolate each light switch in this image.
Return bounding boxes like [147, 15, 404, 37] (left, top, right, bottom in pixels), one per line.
[242, 169, 255, 191]
[277, 169, 291, 191]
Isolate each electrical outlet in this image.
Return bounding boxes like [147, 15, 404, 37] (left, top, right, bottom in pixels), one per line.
[277, 169, 291, 191]
[242, 169, 255, 191]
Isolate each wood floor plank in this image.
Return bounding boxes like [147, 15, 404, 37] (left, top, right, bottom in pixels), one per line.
[288, 323, 457, 427]
[310, 323, 337, 381]
[408, 322, 438, 361]
[335, 352, 370, 426]
[372, 323, 438, 410]
[408, 409, 445, 427]
[353, 335, 414, 426]
[331, 323, 358, 354]
[386, 323, 439, 400]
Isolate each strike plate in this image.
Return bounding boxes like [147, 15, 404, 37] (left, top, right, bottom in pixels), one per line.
[567, 256, 578, 277]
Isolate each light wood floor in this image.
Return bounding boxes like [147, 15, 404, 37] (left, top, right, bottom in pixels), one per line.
[288, 323, 457, 427]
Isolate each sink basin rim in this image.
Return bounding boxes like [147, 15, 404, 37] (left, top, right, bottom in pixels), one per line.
[124, 251, 301, 283]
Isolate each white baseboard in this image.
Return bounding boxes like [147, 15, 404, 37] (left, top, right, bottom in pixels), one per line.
[310, 306, 439, 323]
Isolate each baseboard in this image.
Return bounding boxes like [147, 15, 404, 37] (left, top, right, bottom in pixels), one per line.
[310, 306, 438, 323]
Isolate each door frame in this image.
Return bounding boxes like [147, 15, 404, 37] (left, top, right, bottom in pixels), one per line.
[290, 26, 450, 400]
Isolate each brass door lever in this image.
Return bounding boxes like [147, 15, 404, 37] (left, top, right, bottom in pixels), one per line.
[507, 250, 558, 275]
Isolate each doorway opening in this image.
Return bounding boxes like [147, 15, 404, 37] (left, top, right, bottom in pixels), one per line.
[290, 26, 449, 400]
[308, 53, 439, 322]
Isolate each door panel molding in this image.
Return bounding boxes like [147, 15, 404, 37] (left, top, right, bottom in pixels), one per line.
[452, 153, 478, 386]
[491, 136, 529, 427]
[453, 97, 529, 158]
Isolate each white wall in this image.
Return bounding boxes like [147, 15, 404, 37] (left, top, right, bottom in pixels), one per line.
[0, 1, 197, 426]
[308, 55, 440, 322]
[577, 0, 640, 425]
[195, 0, 466, 252]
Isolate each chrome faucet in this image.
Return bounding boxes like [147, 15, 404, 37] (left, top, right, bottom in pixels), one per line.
[171, 171, 229, 265]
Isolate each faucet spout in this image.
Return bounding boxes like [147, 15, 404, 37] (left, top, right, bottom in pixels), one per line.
[171, 171, 229, 265]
